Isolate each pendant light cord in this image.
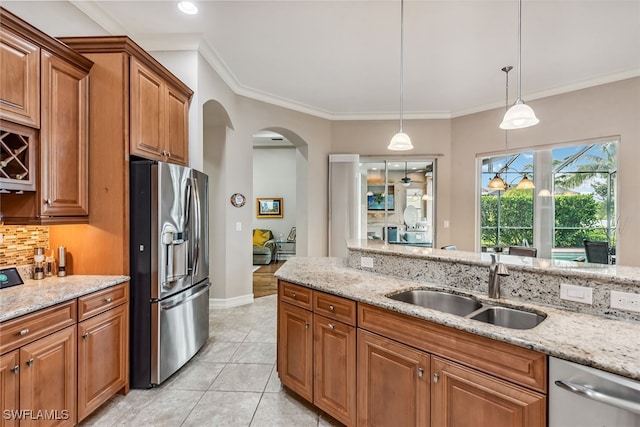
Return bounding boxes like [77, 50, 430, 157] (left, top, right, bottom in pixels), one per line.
[516, 0, 522, 102]
[503, 66, 512, 170]
[399, 0, 405, 132]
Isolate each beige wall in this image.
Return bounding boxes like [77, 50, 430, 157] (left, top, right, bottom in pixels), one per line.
[450, 77, 640, 266]
[330, 119, 453, 247]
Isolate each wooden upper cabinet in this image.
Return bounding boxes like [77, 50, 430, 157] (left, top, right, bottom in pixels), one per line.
[40, 50, 89, 217]
[0, 27, 40, 128]
[130, 58, 165, 161]
[165, 85, 189, 165]
[130, 57, 189, 166]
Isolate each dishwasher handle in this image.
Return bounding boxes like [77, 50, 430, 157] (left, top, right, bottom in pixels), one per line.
[555, 380, 640, 415]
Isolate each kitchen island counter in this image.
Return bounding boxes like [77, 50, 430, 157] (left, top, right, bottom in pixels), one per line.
[0, 274, 130, 322]
[276, 256, 640, 381]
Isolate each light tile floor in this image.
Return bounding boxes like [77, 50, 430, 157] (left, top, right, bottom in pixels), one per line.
[80, 294, 341, 427]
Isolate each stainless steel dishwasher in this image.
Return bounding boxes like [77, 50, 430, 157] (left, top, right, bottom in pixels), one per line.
[550, 357, 640, 427]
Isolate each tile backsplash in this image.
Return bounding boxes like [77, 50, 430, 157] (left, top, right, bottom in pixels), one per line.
[0, 225, 50, 267]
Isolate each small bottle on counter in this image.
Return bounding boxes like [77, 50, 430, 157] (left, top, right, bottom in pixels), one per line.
[34, 247, 45, 280]
[57, 246, 67, 277]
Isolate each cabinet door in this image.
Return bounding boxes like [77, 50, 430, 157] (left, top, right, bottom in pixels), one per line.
[164, 85, 189, 165]
[314, 314, 356, 427]
[77, 303, 128, 422]
[357, 329, 430, 427]
[20, 325, 76, 427]
[130, 58, 164, 161]
[277, 302, 313, 402]
[431, 357, 546, 427]
[0, 28, 40, 128]
[40, 50, 89, 217]
[0, 350, 20, 427]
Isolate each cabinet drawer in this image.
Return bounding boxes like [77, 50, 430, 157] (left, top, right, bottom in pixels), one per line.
[358, 303, 547, 393]
[78, 282, 129, 321]
[279, 281, 313, 310]
[0, 300, 76, 354]
[314, 292, 356, 326]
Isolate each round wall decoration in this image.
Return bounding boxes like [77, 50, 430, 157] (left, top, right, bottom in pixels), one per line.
[230, 193, 246, 207]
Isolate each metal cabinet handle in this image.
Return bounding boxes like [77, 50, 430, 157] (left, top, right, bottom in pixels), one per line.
[166, 152, 172, 158]
[82, 332, 89, 340]
[26, 358, 34, 367]
[329, 305, 335, 311]
[304, 322, 310, 329]
[44, 198, 52, 205]
[328, 323, 335, 330]
[11, 365, 19, 374]
[433, 373, 439, 383]
[418, 367, 424, 378]
[104, 297, 113, 303]
[291, 293, 296, 299]
[19, 328, 29, 336]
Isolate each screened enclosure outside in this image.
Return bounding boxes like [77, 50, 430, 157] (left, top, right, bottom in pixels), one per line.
[479, 140, 617, 259]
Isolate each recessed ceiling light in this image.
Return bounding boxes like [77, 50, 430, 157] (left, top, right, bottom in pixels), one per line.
[178, 1, 198, 15]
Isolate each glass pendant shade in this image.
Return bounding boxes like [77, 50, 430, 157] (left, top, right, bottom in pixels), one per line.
[537, 188, 551, 197]
[516, 174, 535, 189]
[500, 100, 539, 130]
[388, 132, 414, 151]
[488, 173, 507, 191]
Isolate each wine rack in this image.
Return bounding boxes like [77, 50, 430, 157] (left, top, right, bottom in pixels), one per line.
[0, 122, 36, 192]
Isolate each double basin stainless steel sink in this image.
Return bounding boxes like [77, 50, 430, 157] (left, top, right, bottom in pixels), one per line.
[388, 289, 546, 330]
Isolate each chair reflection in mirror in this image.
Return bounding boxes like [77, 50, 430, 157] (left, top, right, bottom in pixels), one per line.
[508, 246, 538, 257]
[583, 239, 610, 264]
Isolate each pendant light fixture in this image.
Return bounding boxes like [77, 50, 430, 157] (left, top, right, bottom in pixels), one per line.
[500, 0, 539, 130]
[388, 0, 413, 151]
[488, 66, 513, 191]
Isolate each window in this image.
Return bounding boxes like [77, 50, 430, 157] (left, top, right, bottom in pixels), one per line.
[479, 140, 617, 260]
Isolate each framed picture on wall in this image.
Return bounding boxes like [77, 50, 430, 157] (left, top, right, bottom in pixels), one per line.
[257, 197, 283, 218]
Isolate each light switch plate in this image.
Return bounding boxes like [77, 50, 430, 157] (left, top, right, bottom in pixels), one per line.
[610, 291, 640, 313]
[361, 257, 374, 268]
[560, 283, 593, 305]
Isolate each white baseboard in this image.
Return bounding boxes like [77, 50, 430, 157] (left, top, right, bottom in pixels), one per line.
[210, 294, 254, 309]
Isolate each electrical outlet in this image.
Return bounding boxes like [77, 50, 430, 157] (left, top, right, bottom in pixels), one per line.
[560, 283, 593, 304]
[610, 291, 640, 313]
[361, 257, 374, 268]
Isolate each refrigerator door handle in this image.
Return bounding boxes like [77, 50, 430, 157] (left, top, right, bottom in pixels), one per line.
[191, 176, 201, 277]
[160, 282, 210, 311]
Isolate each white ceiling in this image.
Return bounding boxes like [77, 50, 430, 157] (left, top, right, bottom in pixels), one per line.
[3, 1, 639, 120]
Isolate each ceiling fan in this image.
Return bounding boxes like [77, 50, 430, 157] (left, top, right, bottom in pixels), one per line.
[400, 162, 411, 186]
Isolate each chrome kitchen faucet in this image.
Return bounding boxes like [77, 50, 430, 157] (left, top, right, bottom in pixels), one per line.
[488, 254, 509, 299]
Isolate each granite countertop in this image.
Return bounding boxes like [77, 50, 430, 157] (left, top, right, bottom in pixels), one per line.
[347, 239, 640, 286]
[275, 257, 640, 381]
[0, 275, 130, 322]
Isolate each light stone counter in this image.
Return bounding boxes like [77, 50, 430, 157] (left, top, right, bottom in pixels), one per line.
[347, 239, 640, 284]
[0, 274, 130, 322]
[275, 256, 640, 381]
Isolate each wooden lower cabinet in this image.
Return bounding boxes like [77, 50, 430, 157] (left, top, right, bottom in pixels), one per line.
[77, 303, 129, 422]
[314, 314, 356, 427]
[277, 301, 313, 402]
[431, 357, 546, 427]
[357, 330, 430, 427]
[19, 325, 77, 427]
[0, 350, 20, 427]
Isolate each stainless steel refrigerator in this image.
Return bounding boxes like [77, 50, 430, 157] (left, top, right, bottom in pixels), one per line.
[129, 159, 210, 388]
